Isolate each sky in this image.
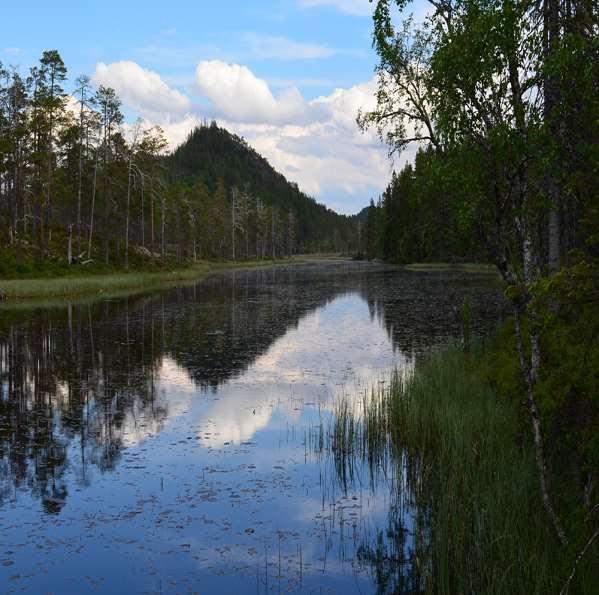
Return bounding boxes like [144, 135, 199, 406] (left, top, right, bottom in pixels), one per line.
[2, 0, 422, 214]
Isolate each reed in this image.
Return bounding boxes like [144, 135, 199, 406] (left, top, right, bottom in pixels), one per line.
[332, 345, 597, 594]
[0, 264, 211, 300]
[0, 257, 305, 302]
[403, 262, 500, 274]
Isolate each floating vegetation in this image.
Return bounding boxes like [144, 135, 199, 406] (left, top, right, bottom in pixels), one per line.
[0, 263, 508, 593]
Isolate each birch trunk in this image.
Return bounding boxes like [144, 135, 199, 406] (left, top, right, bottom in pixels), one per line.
[516, 222, 569, 546]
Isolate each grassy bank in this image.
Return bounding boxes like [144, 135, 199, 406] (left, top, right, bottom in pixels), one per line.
[0, 257, 306, 302]
[404, 262, 499, 275]
[332, 345, 597, 594]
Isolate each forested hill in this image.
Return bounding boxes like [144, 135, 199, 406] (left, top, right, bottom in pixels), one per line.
[165, 123, 356, 251]
[1, 50, 361, 276]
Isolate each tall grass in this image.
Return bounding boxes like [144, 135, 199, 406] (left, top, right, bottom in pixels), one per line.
[403, 262, 500, 275]
[0, 264, 211, 300]
[332, 385, 393, 489]
[332, 346, 598, 594]
[0, 257, 305, 302]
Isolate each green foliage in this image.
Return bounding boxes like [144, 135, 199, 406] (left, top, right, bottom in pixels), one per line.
[1, 54, 361, 274]
[532, 255, 599, 473]
[371, 148, 488, 264]
[334, 343, 599, 593]
[390, 347, 568, 593]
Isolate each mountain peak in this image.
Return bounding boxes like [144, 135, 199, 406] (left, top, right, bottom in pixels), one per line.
[165, 123, 355, 249]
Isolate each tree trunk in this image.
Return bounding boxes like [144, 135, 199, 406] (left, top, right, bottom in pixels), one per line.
[516, 217, 569, 546]
[161, 199, 166, 257]
[548, 207, 560, 271]
[140, 178, 145, 248]
[231, 189, 236, 261]
[125, 154, 132, 268]
[544, 0, 561, 271]
[77, 113, 83, 254]
[150, 191, 155, 253]
[67, 224, 72, 264]
[87, 150, 99, 259]
[271, 210, 276, 259]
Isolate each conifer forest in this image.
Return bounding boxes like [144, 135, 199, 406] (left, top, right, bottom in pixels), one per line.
[0, 1, 597, 593]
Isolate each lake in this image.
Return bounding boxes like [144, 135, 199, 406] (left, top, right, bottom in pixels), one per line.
[0, 261, 505, 594]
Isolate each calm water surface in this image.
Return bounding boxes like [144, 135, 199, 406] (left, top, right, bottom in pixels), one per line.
[0, 262, 504, 594]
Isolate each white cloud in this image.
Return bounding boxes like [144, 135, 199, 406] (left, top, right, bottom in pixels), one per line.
[120, 115, 203, 151]
[63, 94, 81, 117]
[298, 0, 373, 16]
[90, 58, 397, 214]
[93, 61, 191, 122]
[312, 79, 379, 132]
[195, 60, 314, 125]
[242, 33, 336, 60]
[208, 78, 396, 211]
[226, 118, 392, 212]
[157, 115, 204, 148]
[192, 61, 392, 211]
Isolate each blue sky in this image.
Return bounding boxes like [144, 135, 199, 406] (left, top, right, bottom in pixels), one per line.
[2, 0, 422, 214]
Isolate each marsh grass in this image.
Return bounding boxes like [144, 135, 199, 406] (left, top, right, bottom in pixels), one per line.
[0, 257, 305, 303]
[404, 262, 500, 275]
[331, 346, 597, 594]
[0, 264, 211, 300]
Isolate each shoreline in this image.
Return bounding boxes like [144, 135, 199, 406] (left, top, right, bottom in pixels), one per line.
[0, 258, 500, 306]
[403, 262, 499, 274]
[0, 257, 317, 304]
[332, 343, 593, 592]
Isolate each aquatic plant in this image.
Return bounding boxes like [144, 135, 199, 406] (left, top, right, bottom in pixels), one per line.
[331, 345, 599, 594]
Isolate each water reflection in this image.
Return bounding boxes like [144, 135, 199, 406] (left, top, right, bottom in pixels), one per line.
[0, 262, 504, 593]
[0, 300, 165, 513]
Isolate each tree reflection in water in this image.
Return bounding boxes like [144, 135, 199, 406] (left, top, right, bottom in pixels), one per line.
[0, 263, 504, 523]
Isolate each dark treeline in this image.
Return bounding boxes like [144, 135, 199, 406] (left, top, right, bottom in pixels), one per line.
[363, 134, 594, 263]
[0, 52, 358, 277]
[0, 52, 169, 274]
[361, 149, 487, 263]
[362, 0, 598, 581]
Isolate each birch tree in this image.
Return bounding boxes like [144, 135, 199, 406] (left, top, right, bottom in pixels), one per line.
[364, 0, 597, 547]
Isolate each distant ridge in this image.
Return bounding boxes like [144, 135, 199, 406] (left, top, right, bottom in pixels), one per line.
[165, 122, 356, 250]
